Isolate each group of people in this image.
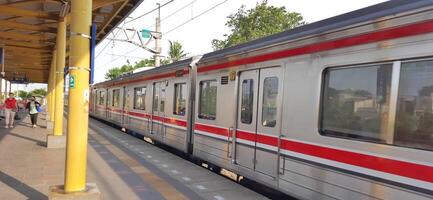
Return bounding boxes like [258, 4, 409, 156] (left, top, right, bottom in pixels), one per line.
[3, 93, 41, 128]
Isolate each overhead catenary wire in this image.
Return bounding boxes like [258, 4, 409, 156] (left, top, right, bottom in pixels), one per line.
[126, 0, 175, 24]
[96, 0, 175, 59]
[100, 46, 140, 67]
[107, 53, 151, 60]
[145, 0, 197, 30]
[97, 0, 228, 73]
[164, 0, 228, 35]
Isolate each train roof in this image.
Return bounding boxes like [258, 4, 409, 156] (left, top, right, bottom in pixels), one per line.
[94, 0, 433, 88]
[200, 0, 433, 63]
[93, 58, 192, 87]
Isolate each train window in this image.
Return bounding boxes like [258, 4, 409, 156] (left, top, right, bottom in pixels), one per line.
[112, 89, 120, 107]
[98, 91, 105, 105]
[173, 83, 187, 116]
[394, 60, 433, 151]
[262, 77, 278, 127]
[153, 83, 159, 113]
[133, 86, 146, 110]
[160, 86, 166, 112]
[321, 64, 393, 143]
[241, 79, 254, 124]
[198, 80, 217, 120]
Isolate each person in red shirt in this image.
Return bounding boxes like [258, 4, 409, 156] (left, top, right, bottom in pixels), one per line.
[4, 92, 17, 128]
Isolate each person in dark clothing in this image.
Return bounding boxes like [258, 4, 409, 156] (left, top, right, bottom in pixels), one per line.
[26, 96, 41, 128]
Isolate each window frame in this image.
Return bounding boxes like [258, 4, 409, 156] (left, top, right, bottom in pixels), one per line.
[198, 79, 218, 120]
[319, 62, 395, 144]
[261, 76, 279, 128]
[319, 59, 433, 152]
[240, 79, 254, 124]
[133, 86, 146, 110]
[173, 82, 187, 116]
[112, 89, 120, 107]
[98, 90, 106, 105]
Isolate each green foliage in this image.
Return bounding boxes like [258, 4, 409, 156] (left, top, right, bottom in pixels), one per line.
[17, 90, 29, 99]
[105, 41, 187, 80]
[212, 0, 306, 50]
[31, 88, 47, 97]
[16, 88, 47, 99]
[134, 58, 156, 68]
[104, 64, 135, 80]
[168, 40, 187, 62]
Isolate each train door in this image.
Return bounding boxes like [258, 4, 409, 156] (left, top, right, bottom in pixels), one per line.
[151, 81, 166, 139]
[122, 86, 129, 126]
[90, 89, 95, 115]
[235, 67, 283, 178]
[107, 89, 112, 120]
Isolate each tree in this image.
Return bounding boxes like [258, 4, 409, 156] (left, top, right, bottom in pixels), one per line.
[134, 58, 156, 68]
[168, 40, 187, 62]
[212, 0, 306, 50]
[104, 64, 135, 80]
[17, 90, 29, 99]
[30, 88, 47, 97]
[104, 41, 187, 80]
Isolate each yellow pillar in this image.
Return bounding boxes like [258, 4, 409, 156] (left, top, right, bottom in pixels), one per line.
[49, 50, 56, 122]
[64, 0, 92, 192]
[53, 19, 66, 136]
[47, 57, 53, 117]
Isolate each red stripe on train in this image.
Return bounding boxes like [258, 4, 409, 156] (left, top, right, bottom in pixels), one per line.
[198, 20, 433, 73]
[107, 107, 123, 113]
[195, 123, 230, 137]
[213, 126, 433, 184]
[126, 111, 187, 127]
[280, 139, 433, 184]
[126, 111, 151, 119]
[96, 107, 433, 184]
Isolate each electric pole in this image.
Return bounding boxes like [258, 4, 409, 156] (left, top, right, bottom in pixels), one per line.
[155, 3, 162, 67]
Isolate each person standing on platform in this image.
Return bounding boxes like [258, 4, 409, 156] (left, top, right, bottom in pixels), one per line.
[26, 96, 41, 128]
[4, 92, 17, 128]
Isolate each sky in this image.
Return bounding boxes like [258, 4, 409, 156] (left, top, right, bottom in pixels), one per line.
[22, 0, 387, 91]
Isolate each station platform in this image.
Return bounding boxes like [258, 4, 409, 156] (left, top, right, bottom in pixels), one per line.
[0, 113, 269, 200]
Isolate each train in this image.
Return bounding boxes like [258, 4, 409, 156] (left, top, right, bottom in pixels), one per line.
[90, 1, 433, 199]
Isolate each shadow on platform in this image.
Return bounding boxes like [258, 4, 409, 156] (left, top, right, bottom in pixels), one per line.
[0, 171, 47, 200]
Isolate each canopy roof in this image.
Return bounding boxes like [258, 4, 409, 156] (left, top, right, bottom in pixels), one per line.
[0, 0, 143, 83]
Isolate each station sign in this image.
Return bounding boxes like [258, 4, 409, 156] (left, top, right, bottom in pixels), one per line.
[69, 75, 75, 89]
[141, 29, 151, 39]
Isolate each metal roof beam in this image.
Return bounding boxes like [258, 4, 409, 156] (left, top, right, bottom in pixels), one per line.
[93, 0, 127, 10]
[97, 0, 128, 38]
[0, 20, 57, 33]
[0, 5, 59, 21]
[0, 39, 54, 49]
[5, 0, 62, 6]
[0, 31, 54, 42]
[4, 46, 52, 53]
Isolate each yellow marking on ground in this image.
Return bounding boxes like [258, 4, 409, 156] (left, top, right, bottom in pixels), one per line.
[91, 133, 189, 200]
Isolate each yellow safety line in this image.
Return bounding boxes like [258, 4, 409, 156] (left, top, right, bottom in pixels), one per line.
[90, 133, 188, 200]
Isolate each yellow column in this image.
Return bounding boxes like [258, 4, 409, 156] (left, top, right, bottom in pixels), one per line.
[49, 50, 56, 122]
[64, 0, 92, 192]
[47, 70, 52, 116]
[47, 57, 52, 117]
[53, 19, 66, 136]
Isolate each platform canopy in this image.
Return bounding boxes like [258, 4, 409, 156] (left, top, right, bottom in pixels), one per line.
[0, 0, 143, 83]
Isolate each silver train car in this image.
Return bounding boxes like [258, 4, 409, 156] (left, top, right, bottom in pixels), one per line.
[90, 1, 433, 199]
